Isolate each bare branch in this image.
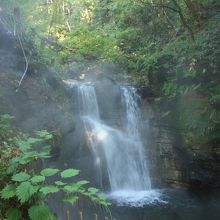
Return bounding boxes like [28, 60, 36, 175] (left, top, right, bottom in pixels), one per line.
[137, 0, 180, 13]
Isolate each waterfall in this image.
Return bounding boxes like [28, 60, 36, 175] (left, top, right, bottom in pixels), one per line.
[74, 81, 163, 207]
[121, 87, 151, 190]
[63, 79, 166, 207]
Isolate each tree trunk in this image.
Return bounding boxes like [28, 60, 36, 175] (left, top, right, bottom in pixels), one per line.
[183, 0, 205, 24]
[171, 0, 195, 41]
[160, 0, 177, 32]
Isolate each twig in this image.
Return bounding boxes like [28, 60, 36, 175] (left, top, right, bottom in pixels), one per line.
[16, 32, 29, 90]
[138, 0, 180, 13]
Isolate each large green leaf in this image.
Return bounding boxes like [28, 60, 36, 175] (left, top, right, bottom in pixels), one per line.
[40, 168, 59, 177]
[28, 205, 51, 220]
[88, 187, 99, 195]
[31, 175, 45, 183]
[63, 183, 80, 193]
[6, 208, 22, 220]
[12, 172, 30, 182]
[76, 180, 89, 186]
[11, 156, 30, 165]
[39, 186, 59, 195]
[55, 181, 67, 186]
[60, 169, 79, 178]
[16, 182, 37, 203]
[63, 196, 78, 205]
[21, 151, 38, 161]
[1, 184, 16, 199]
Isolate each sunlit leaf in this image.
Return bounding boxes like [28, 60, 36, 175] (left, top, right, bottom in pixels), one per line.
[63, 183, 80, 193]
[1, 184, 16, 199]
[40, 168, 59, 177]
[12, 172, 30, 182]
[40, 186, 59, 195]
[55, 181, 67, 186]
[31, 175, 45, 183]
[61, 169, 79, 178]
[63, 196, 78, 205]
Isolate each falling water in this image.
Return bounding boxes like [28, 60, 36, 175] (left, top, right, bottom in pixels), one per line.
[121, 87, 151, 189]
[76, 82, 163, 207]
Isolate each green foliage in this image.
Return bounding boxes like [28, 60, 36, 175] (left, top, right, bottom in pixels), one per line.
[5, 208, 22, 220]
[60, 168, 80, 178]
[88, 187, 99, 194]
[1, 185, 16, 199]
[12, 172, 31, 182]
[0, 114, 14, 130]
[64, 184, 81, 193]
[30, 175, 45, 183]
[40, 168, 59, 177]
[117, 12, 220, 148]
[162, 81, 177, 99]
[16, 181, 38, 203]
[0, 115, 110, 219]
[55, 181, 67, 186]
[63, 196, 78, 205]
[28, 205, 51, 220]
[61, 27, 121, 61]
[39, 186, 59, 196]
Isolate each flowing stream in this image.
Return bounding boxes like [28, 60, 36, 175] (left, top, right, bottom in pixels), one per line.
[77, 82, 163, 206]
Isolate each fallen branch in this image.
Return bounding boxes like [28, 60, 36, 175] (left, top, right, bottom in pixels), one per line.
[16, 33, 29, 90]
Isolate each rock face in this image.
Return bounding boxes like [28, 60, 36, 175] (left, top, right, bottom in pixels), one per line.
[142, 95, 220, 189]
[151, 121, 189, 188]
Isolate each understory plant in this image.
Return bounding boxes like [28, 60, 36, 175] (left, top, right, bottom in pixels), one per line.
[0, 114, 110, 220]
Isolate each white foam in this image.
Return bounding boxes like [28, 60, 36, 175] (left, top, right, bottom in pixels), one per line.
[108, 190, 168, 207]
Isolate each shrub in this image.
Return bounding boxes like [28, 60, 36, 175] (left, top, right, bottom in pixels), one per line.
[0, 115, 110, 220]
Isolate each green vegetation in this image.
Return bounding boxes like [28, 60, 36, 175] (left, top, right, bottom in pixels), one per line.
[0, 115, 110, 220]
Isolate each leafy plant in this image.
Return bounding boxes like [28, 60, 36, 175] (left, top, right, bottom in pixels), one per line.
[162, 81, 177, 99]
[0, 115, 110, 220]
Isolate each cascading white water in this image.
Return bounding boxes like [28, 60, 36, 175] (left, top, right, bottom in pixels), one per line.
[76, 82, 164, 207]
[121, 87, 151, 190]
